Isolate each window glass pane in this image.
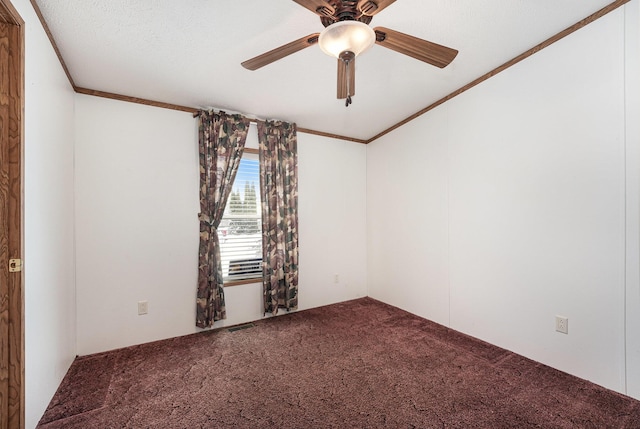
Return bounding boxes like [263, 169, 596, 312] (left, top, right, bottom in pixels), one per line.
[219, 154, 262, 281]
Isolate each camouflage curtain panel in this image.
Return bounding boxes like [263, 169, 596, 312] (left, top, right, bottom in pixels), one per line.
[257, 120, 299, 315]
[196, 110, 250, 328]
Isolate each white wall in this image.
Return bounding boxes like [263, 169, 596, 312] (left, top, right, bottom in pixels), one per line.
[625, 0, 640, 398]
[368, 6, 636, 396]
[74, 95, 367, 355]
[74, 95, 200, 355]
[297, 133, 368, 308]
[11, 0, 78, 427]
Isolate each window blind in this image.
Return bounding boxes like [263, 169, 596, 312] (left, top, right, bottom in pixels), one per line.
[219, 154, 262, 281]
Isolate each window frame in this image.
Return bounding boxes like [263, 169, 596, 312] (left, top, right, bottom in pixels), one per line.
[221, 148, 263, 287]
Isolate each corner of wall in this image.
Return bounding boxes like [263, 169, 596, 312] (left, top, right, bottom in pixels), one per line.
[624, 0, 640, 399]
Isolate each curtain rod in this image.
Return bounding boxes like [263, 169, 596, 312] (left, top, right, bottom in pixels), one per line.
[193, 109, 298, 127]
[192, 109, 268, 125]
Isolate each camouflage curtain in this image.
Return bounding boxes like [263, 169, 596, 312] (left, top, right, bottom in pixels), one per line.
[196, 110, 250, 328]
[257, 120, 299, 315]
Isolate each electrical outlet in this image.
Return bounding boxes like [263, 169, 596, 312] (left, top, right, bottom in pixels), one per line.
[555, 316, 568, 334]
[334, 274, 339, 284]
[138, 300, 148, 315]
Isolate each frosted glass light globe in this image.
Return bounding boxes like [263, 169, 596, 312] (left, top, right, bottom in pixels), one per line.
[318, 21, 376, 58]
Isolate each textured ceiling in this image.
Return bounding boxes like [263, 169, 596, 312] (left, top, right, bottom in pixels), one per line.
[35, 0, 616, 140]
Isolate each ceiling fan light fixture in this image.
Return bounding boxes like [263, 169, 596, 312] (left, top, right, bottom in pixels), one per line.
[318, 21, 375, 58]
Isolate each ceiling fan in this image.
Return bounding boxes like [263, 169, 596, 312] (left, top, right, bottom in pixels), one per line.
[241, 0, 458, 106]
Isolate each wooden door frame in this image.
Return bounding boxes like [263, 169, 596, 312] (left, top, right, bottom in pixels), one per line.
[0, 0, 24, 428]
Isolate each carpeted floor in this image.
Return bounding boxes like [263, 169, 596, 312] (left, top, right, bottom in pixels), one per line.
[38, 297, 640, 428]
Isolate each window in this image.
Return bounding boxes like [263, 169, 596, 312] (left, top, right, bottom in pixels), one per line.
[219, 151, 262, 282]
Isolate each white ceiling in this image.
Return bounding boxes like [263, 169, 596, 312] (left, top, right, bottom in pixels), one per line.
[35, 0, 615, 141]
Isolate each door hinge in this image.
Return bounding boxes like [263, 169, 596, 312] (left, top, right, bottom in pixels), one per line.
[9, 258, 22, 272]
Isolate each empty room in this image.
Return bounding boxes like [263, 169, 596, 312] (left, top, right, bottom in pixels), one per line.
[1, 0, 639, 427]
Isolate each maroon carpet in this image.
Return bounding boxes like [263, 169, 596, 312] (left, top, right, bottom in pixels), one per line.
[38, 298, 640, 428]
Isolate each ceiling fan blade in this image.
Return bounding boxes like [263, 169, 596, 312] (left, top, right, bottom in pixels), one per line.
[241, 33, 320, 71]
[358, 0, 396, 16]
[337, 57, 355, 99]
[291, 0, 335, 18]
[374, 27, 458, 68]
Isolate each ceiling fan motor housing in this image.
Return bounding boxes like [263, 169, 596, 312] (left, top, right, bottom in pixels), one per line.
[320, 0, 374, 27]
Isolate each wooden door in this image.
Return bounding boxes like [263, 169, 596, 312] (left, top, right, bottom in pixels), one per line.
[0, 0, 23, 427]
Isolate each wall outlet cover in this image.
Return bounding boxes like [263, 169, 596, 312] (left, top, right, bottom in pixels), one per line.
[555, 316, 568, 334]
[138, 300, 148, 315]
